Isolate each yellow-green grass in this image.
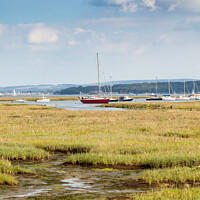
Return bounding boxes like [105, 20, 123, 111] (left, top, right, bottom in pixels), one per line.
[0, 159, 32, 174]
[101, 101, 200, 111]
[0, 173, 18, 185]
[1, 102, 200, 191]
[1, 103, 200, 157]
[65, 152, 200, 169]
[0, 96, 79, 102]
[127, 188, 200, 200]
[140, 167, 200, 185]
[0, 143, 49, 160]
[0, 159, 33, 185]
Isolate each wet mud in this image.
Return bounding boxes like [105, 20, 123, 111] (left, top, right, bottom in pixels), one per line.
[0, 155, 144, 200]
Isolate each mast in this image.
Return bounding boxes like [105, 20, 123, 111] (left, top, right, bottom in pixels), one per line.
[110, 76, 112, 98]
[193, 78, 195, 95]
[184, 80, 186, 96]
[168, 79, 170, 95]
[156, 77, 158, 96]
[97, 53, 101, 97]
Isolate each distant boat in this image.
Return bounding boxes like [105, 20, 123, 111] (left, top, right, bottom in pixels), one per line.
[146, 77, 162, 101]
[35, 97, 50, 103]
[80, 53, 109, 104]
[146, 97, 162, 101]
[11, 99, 25, 103]
[119, 96, 133, 102]
[162, 80, 176, 101]
[13, 89, 17, 96]
[179, 80, 190, 100]
[109, 76, 118, 102]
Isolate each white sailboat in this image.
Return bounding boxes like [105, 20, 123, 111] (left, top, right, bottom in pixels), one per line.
[35, 96, 50, 103]
[80, 53, 109, 104]
[13, 89, 17, 96]
[109, 76, 118, 102]
[179, 80, 190, 100]
[162, 80, 176, 101]
[146, 77, 162, 101]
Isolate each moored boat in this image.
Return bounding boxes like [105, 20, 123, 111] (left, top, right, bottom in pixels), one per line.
[119, 96, 133, 102]
[80, 53, 109, 104]
[35, 97, 50, 103]
[80, 95, 109, 104]
[11, 99, 25, 103]
[146, 97, 162, 101]
[109, 98, 119, 102]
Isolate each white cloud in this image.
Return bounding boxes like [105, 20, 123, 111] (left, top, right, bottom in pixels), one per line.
[0, 24, 6, 37]
[143, 0, 156, 11]
[159, 34, 171, 44]
[68, 40, 79, 46]
[28, 24, 58, 44]
[74, 28, 94, 35]
[90, 0, 200, 13]
[168, 4, 177, 12]
[186, 17, 200, 23]
[135, 45, 147, 54]
[157, 0, 200, 13]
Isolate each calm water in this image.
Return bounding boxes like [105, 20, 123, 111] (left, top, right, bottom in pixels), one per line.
[0, 97, 194, 111]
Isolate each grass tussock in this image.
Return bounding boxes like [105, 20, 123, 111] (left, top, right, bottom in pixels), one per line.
[101, 101, 200, 111]
[140, 167, 200, 185]
[0, 143, 49, 161]
[2, 102, 200, 190]
[0, 173, 18, 185]
[65, 152, 200, 169]
[127, 188, 200, 200]
[0, 159, 33, 185]
[34, 142, 92, 154]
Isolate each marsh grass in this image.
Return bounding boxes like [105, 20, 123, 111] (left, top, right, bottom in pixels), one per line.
[34, 142, 92, 154]
[65, 152, 200, 169]
[101, 101, 200, 111]
[1, 102, 200, 192]
[0, 159, 32, 174]
[128, 188, 200, 200]
[0, 173, 18, 185]
[0, 143, 49, 160]
[140, 167, 200, 185]
[0, 159, 33, 185]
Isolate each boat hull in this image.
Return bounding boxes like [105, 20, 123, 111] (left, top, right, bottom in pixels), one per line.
[146, 98, 162, 101]
[119, 99, 133, 102]
[80, 99, 109, 104]
[109, 99, 119, 102]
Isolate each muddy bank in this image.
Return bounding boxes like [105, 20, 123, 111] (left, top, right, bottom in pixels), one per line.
[0, 154, 144, 200]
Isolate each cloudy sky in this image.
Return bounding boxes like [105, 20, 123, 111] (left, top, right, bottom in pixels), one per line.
[0, 0, 200, 86]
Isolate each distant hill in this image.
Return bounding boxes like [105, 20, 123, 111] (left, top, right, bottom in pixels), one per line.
[0, 84, 78, 92]
[110, 79, 195, 85]
[55, 80, 200, 95]
[0, 79, 198, 93]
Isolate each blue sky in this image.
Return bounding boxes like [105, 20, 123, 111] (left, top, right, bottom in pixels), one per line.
[0, 0, 200, 86]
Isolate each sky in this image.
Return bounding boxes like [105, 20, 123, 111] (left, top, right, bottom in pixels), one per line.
[0, 0, 200, 86]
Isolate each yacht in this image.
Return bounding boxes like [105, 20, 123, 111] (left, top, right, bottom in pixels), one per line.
[119, 96, 133, 102]
[35, 97, 50, 103]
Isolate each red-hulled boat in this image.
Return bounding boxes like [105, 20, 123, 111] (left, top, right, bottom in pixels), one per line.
[80, 53, 109, 104]
[80, 96, 109, 104]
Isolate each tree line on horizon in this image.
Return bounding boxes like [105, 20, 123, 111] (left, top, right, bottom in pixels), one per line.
[54, 81, 200, 95]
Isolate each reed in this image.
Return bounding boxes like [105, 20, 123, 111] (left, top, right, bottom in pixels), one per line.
[128, 188, 200, 200]
[1, 102, 200, 192]
[0, 173, 18, 185]
[100, 101, 200, 111]
[0, 159, 33, 185]
[0, 143, 49, 161]
[140, 167, 200, 185]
